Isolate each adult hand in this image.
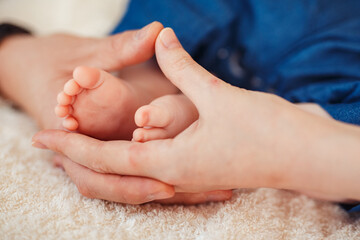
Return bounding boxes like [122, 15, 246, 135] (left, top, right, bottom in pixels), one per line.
[51, 154, 231, 204]
[33, 28, 360, 200]
[0, 21, 164, 129]
[0, 22, 231, 204]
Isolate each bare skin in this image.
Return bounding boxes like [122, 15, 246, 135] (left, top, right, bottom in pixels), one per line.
[55, 62, 198, 141]
[0, 23, 232, 204]
[41, 25, 336, 202]
[0, 23, 180, 140]
[32, 28, 360, 203]
[133, 94, 197, 141]
[0, 22, 168, 132]
[55, 63, 178, 140]
[132, 93, 331, 143]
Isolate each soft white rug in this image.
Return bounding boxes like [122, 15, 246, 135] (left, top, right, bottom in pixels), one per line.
[1, 1, 360, 239]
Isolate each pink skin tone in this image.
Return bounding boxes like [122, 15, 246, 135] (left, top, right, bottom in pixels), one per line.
[0, 22, 340, 203]
[33, 28, 360, 203]
[54, 63, 179, 140]
[55, 65, 198, 141]
[133, 94, 198, 141]
[0, 22, 232, 204]
[55, 64, 199, 141]
[0, 22, 166, 133]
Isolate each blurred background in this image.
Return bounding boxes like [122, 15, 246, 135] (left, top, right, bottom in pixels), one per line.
[0, 0, 129, 37]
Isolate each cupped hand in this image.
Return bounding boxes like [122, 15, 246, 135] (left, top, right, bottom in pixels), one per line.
[33, 28, 329, 197]
[51, 154, 232, 204]
[12, 23, 232, 204]
[0, 21, 164, 129]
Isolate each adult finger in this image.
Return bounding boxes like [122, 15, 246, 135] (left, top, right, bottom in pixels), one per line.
[53, 155, 175, 204]
[154, 190, 233, 205]
[32, 130, 171, 178]
[53, 155, 231, 205]
[52, 153, 64, 168]
[92, 21, 163, 71]
[155, 28, 226, 110]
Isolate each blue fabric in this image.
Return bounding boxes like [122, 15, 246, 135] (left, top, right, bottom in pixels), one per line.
[349, 204, 360, 213]
[112, 0, 360, 212]
[112, 0, 360, 125]
[341, 203, 360, 213]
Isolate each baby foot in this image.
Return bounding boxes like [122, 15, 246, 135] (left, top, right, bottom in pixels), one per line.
[133, 94, 198, 142]
[55, 66, 151, 140]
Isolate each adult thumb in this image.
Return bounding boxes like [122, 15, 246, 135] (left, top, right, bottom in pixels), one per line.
[92, 21, 163, 71]
[155, 28, 225, 110]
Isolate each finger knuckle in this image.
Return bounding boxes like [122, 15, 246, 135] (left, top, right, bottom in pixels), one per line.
[107, 183, 129, 203]
[76, 181, 95, 199]
[108, 35, 123, 53]
[109, 178, 146, 204]
[89, 142, 107, 173]
[127, 143, 147, 170]
[55, 133, 72, 154]
[172, 54, 196, 73]
[97, 36, 124, 65]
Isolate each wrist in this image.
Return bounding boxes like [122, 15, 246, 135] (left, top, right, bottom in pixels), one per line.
[280, 107, 360, 200]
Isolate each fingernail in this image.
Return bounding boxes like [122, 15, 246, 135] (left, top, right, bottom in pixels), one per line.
[31, 141, 47, 149]
[159, 28, 181, 49]
[135, 23, 152, 40]
[147, 191, 173, 201]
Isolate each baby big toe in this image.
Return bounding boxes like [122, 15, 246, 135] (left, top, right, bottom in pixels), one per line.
[135, 105, 171, 128]
[73, 66, 104, 89]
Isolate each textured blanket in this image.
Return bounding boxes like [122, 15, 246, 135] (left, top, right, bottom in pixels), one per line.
[0, 1, 360, 239]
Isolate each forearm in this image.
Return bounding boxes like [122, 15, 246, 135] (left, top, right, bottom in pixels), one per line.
[279, 104, 360, 201]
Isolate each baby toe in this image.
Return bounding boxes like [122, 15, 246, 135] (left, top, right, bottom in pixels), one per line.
[55, 105, 71, 118]
[57, 91, 73, 105]
[63, 116, 79, 131]
[64, 79, 82, 96]
[73, 66, 104, 89]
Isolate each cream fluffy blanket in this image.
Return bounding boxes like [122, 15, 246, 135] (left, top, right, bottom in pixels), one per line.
[1, 1, 360, 239]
